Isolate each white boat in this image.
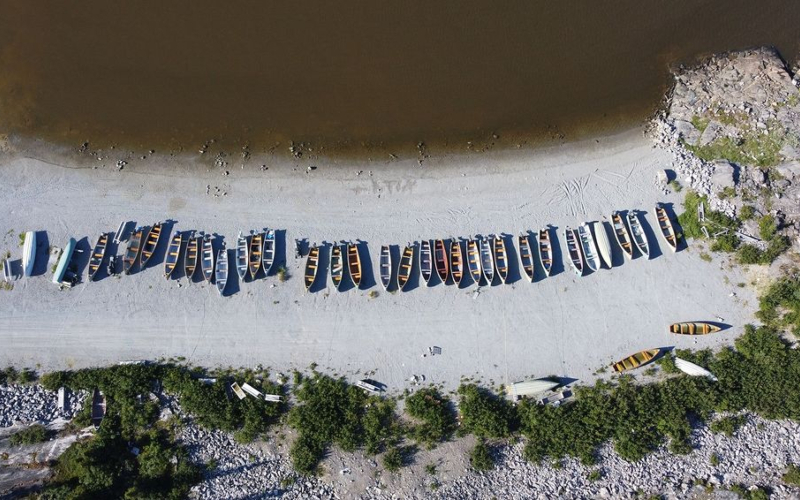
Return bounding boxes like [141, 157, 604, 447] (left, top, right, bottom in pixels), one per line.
[113, 221, 127, 244]
[262, 230, 276, 276]
[674, 357, 718, 382]
[627, 212, 650, 258]
[241, 383, 264, 399]
[52, 238, 76, 285]
[479, 237, 494, 284]
[230, 382, 246, 399]
[564, 227, 583, 276]
[215, 245, 228, 295]
[507, 378, 561, 401]
[592, 221, 612, 269]
[611, 212, 634, 260]
[235, 232, 249, 280]
[22, 231, 36, 277]
[577, 223, 600, 272]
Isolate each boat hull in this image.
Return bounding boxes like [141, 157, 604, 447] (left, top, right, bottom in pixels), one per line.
[592, 221, 613, 269]
[434, 239, 449, 284]
[518, 234, 534, 283]
[304, 246, 320, 291]
[87, 233, 109, 281]
[380, 245, 392, 290]
[669, 322, 721, 335]
[538, 228, 553, 277]
[420, 240, 433, 284]
[22, 231, 36, 277]
[611, 212, 634, 260]
[398, 244, 414, 291]
[466, 239, 482, 284]
[450, 240, 463, 285]
[612, 348, 659, 373]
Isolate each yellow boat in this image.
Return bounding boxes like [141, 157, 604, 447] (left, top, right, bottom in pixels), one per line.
[612, 348, 659, 373]
[669, 322, 722, 335]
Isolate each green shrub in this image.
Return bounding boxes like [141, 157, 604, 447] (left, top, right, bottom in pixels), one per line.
[737, 244, 763, 265]
[709, 453, 720, 466]
[405, 388, 456, 448]
[783, 464, 800, 486]
[739, 205, 756, 221]
[3, 367, 19, 384]
[756, 273, 800, 335]
[18, 369, 37, 384]
[382, 446, 403, 472]
[587, 469, 602, 481]
[469, 440, 494, 471]
[758, 214, 777, 241]
[710, 415, 748, 436]
[363, 397, 402, 454]
[656, 355, 680, 375]
[9, 424, 48, 446]
[677, 191, 740, 252]
[457, 384, 516, 438]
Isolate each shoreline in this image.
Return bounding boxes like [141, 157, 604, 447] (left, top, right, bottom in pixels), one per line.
[0, 125, 757, 393]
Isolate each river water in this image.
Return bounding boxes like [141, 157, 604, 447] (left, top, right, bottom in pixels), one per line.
[1, 1, 799, 159]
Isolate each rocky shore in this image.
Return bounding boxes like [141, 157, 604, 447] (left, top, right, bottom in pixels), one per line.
[0, 383, 83, 428]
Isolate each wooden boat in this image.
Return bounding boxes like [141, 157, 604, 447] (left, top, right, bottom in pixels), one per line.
[674, 358, 718, 381]
[22, 231, 36, 277]
[262, 229, 276, 275]
[420, 240, 433, 285]
[656, 203, 678, 252]
[538, 228, 553, 277]
[215, 245, 228, 295]
[330, 242, 345, 290]
[480, 237, 494, 284]
[450, 240, 464, 286]
[612, 348, 659, 373]
[163, 231, 182, 279]
[249, 232, 263, 280]
[184, 231, 199, 279]
[91, 388, 106, 428]
[466, 239, 482, 284]
[87, 233, 109, 281]
[493, 235, 509, 284]
[611, 212, 634, 260]
[577, 224, 600, 272]
[347, 242, 362, 288]
[398, 243, 414, 291]
[123, 227, 147, 275]
[234, 232, 248, 280]
[518, 233, 534, 283]
[592, 221, 612, 269]
[669, 322, 722, 335]
[201, 234, 215, 282]
[380, 244, 392, 290]
[140, 222, 163, 267]
[434, 239, 449, 283]
[304, 245, 320, 291]
[627, 212, 650, 258]
[564, 227, 583, 276]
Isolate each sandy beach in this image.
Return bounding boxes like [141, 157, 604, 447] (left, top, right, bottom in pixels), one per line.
[0, 127, 757, 391]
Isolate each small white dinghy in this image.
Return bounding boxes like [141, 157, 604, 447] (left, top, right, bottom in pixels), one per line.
[216, 245, 229, 295]
[591, 221, 612, 269]
[22, 231, 36, 277]
[577, 223, 600, 272]
[507, 378, 561, 402]
[235, 232, 249, 280]
[674, 357, 718, 382]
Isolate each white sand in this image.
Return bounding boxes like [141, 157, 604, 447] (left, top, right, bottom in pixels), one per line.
[0, 128, 757, 391]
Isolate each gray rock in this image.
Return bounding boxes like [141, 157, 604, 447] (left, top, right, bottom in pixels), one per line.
[711, 160, 737, 189]
[749, 167, 768, 186]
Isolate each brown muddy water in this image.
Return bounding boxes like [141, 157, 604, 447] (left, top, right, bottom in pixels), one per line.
[1, 1, 799, 160]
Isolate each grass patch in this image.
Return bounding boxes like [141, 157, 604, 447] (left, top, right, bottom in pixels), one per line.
[677, 191, 741, 253]
[691, 115, 710, 133]
[739, 205, 756, 221]
[710, 415, 747, 436]
[783, 464, 800, 486]
[9, 424, 49, 446]
[686, 126, 785, 168]
[699, 253, 712, 262]
[668, 180, 683, 192]
[758, 214, 777, 241]
[469, 440, 494, 471]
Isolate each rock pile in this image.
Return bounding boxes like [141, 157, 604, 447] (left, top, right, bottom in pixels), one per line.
[0, 384, 84, 427]
[651, 47, 800, 235]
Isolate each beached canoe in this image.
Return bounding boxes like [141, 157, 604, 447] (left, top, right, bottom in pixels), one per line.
[262, 229, 276, 276]
[507, 378, 561, 401]
[420, 240, 433, 285]
[628, 212, 649, 258]
[249, 232, 263, 280]
[398, 243, 414, 291]
[22, 231, 36, 277]
[215, 245, 228, 295]
[674, 357, 718, 381]
[466, 239, 482, 284]
[669, 322, 722, 335]
[450, 239, 464, 286]
[578, 223, 600, 272]
[201, 234, 215, 282]
[347, 242, 362, 288]
[184, 231, 199, 279]
[592, 221, 612, 269]
[304, 245, 320, 291]
[538, 228, 553, 277]
[123, 227, 147, 275]
[87, 233, 109, 281]
[235, 232, 249, 280]
[380, 244, 392, 290]
[493, 235, 509, 284]
[611, 212, 634, 260]
[518, 233, 534, 283]
[564, 227, 583, 277]
[140, 222, 163, 267]
[612, 348, 659, 373]
[434, 239, 449, 284]
[163, 231, 182, 279]
[330, 242, 345, 290]
[480, 237, 495, 284]
[656, 203, 678, 252]
[52, 238, 77, 285]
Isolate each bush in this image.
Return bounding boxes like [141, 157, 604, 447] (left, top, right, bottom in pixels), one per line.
[756, 273, 800, 335]
[469, 440, 494, 471]
[363, 397, 402, 454]
[457, 384, 516, 438]
[405, 388, 456, 448]
[710, 415, 748, 436]
[9, 424, 48, 446]
[737, 244, 763, 265]
[783, 464, 800, 486]
[758, 214, 777, 241]
[382, 446, 403, 472]
[677, 191, 741, 252]
[739, 205, 756, 221]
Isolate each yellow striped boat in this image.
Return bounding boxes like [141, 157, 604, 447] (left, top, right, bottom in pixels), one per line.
[612, 348, 659, 373]
[669, 322, 721, 335]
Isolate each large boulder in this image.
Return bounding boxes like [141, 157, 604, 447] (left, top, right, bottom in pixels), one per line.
[710, 160, 737, 190]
